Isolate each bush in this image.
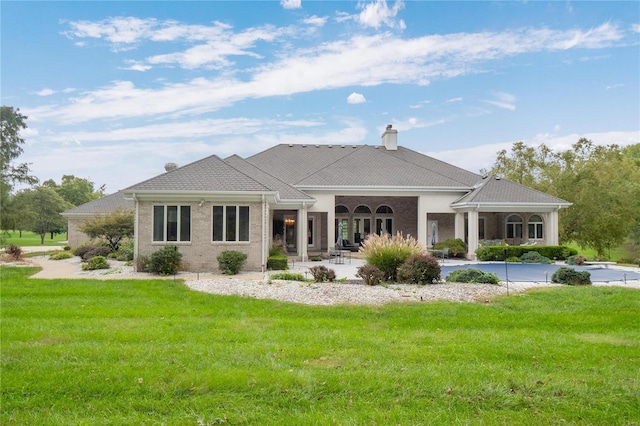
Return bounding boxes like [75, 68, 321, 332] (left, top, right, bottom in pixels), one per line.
[116, 239, 134, 261]
[270, 235, 287, 256]
[476, 245, 577, 261]
[520, 251, 553, 264]
[397, 254, 441, 284]
[433, 238, 467, 258]
[135, 255, 149, 272]
[49, 251, 74, 260]
[267, 255, 288, 270]
[270, 272, 307, 282]
[360, 232, 424, 281]
[73, 245, 98, 259]
[82, 246, 111, 262]
[82, 255, 110, 271]
[63, 246, 71, 251]
[506, 256, 521, 263]
[216, 250, 248, 275]
[148, 246, 182, 276]
[4, 244, 22, 260]
[356, 264, 385, 286]
[308, 265, 336, 282]
[446, 268, 500, 284]
[551, 267, 591, 285]
[566, 255, 587, 266]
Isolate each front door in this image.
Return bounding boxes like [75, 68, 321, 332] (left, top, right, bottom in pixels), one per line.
[284, 215, 296, 253]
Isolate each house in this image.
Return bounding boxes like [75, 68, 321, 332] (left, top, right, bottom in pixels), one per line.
[118, 125, 571, 272]
[61, 191, 134, 248]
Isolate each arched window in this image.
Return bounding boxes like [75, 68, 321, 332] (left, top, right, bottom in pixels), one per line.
[354, 205, 371, 214]
[375, 205, 393, 235]
[506, 215, 523, 239]
[376, 205, 393, 214]
[528, 215, 544, 239]
[335, 205, 349, 214]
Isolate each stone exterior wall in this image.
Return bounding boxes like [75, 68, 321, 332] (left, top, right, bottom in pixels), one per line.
[136, 200, 264, 273]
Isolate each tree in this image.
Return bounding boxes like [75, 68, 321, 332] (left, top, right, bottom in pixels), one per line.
[78, 208, 134, 251]
[486, 139, 640, 257]
[1, 106, 38, 233]
[15, 186, 73, 244]
[43, 175, 105, 206]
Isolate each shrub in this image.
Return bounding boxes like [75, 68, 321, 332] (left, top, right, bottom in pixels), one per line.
[566, 255, 587, 266]
[433, 238, 467, 258]
[148, 246, 182, 276]
[73, 245, 97, 259]
[397, 254, 441, 284]
[81, 255, 110, 271]
[446, 268, 500, 284]
[267, 255, 288, 270]
[476, 245, 577, 261]
[308, 265, 336, 282]
[520, 251, 553, 264]
[82, 246, 111, 262]
[50, 251, 74, 260]
[216, 250, 248, 275]
[270, 235, 287, 256]
[4, 244, 22, 260]
[551, 267, 591, 285]
[116, 239, 134, 261]
[270, 272, 307, 282]
[360, 232, 425, 281]
[63, 246, 71, 251]
[506, 256, 522, 263]
[356, 264, 385, 286]
[310, 256, 323, 262]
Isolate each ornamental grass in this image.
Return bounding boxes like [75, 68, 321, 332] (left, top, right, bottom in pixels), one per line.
[360, 232, 425, 281]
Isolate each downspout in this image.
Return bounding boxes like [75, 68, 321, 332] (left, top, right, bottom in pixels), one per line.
[261, 194, 266, 272]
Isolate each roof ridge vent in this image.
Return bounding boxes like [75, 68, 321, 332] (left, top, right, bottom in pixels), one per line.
[164, 162, 178, 172]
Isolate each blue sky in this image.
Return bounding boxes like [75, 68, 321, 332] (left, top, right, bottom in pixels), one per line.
[2, 0, 639, 193]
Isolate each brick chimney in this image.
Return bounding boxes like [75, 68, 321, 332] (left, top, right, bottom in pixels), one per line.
[382, 124, 397, 150]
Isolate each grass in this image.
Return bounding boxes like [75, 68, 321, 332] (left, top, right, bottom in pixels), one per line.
[1, 266, 639, 425]
[1, 230, 67, 247]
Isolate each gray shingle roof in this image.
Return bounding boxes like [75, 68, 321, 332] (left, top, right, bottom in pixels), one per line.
[124, 155, 271, 193]
[62, 191, 134, 215]
[453, 175, 571, 205]
[223, 155, 313, 200]
[247, 144, 480, 188]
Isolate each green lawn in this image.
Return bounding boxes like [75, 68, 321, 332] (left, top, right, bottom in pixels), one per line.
[1, 266, 639, 425]
[1, 230, 67, 247]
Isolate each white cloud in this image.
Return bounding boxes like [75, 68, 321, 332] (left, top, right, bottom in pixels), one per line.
[36, 88, 56, 96]
[390, 117, 446, 131]
[358, 0, 406, 30]
[446, 97, 463, 103]
[347, 92, 366, 104]
[281, 0, 302, 10]
[630, 23, 640, 33]
[303, 15, 328, 27]
[606, 83, 623, 89]
[482, 92, 516, 111]
[39, 22, 627, 124]
[409, 100, 430, 109]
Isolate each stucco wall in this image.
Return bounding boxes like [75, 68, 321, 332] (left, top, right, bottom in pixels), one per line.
[136, 200, 264, 273]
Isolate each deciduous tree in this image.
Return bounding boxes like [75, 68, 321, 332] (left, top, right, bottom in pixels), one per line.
[43, 175, 104, 206]
[15, 187, 72, 245]
[79, 208, 134, 251]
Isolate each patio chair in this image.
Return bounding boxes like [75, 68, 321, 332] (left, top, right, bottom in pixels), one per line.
[440, 247, 449, 261]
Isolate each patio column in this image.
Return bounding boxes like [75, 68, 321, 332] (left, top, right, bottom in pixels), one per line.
[454, 212, 465, 240]
[467, 210, 479, 260]
[417, 195, 428, 247]
[547, 210, 559, 245]
[298, 204, 308, 261]
[328, 199, 335, 254]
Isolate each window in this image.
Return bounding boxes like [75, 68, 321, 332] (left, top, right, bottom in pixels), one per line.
[478, 217, 486, 240]
[506, 215, 523, 239]
[335, 205, 349, 214]
[213, 206, 250, 242]
[153, 205, 191, 242]
[376, 205, 393, 214]
[354, 205, 371, 214]
[528, 215, 544, 239]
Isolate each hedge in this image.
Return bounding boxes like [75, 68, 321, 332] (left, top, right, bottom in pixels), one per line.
[267, 255, 288, 270]
[475, 245, 577, 261]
